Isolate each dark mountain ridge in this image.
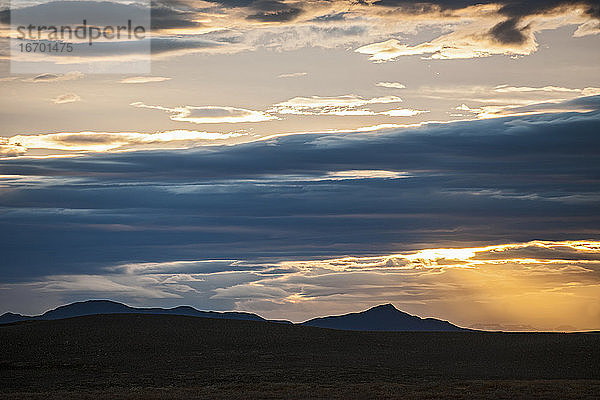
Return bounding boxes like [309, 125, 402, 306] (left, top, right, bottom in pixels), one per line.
[0, 300, 467, 331]
[0, 299, 268, 324]
[302, 303, 467, 331]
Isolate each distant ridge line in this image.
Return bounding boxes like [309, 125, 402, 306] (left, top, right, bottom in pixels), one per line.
[301, 303, 468, 331]
[0, 299, 270, 324]
[0, 300, 467, 331]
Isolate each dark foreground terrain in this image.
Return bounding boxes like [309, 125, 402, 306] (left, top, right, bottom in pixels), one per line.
[1, 314, 599, 399]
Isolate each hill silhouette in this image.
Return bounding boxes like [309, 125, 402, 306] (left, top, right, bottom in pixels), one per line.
[1, 300, 465, 331]
[0, 299, 268, 324]
[302, 303, 467, 331]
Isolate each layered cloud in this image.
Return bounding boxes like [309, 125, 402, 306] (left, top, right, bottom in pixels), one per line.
[377, 82, 406, 89]
[351, 1, 600, 60]
[355, 30, 539, 61]
[2, 240, 599, 330]
[130, 102, 277, 123]
[0, 138, 24, 156]
[455, 89, 600, 118]
[125, 96, 424, 130]
[278, 72, 308, 78]
[1, 100, 598, 268]
[119, 76, 172, 84]
[269, 94, 411, 115]
[21, 71, 84, 82]
[493, 85, 584, 94]
[4, 130, 247, 152]
[3, 0, 598, 63]
[209, 240, 600, 329]
[1, 100, 599, 327]
[384, 84, 600, 121]
[51, 93, 81, 104]
[1, 93, 596, 157]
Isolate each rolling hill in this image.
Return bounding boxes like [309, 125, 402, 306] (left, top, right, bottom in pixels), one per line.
[1, 300, 465, 331]
[302, 303, 467, 331]
[0, 299, 268, 324]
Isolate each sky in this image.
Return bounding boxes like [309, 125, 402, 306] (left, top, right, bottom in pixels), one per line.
[0, 0, 599, 331]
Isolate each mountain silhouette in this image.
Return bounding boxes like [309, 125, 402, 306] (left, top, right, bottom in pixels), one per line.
[0, 300, 268, 324]
[301, 303, 467, 331]
[0, 312, 26, 324]
[1, 300, 467, 331]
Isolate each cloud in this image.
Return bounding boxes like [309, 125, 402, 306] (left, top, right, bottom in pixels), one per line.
[29, 274, 184, 298]
[355, 29, 538, 61]
[3, 240, 598, 330]
[0, 138, 26, 157]
[110, 259, 240, 275]
[493, 85, 583, 93]
[4, 0, 598, 63]
[150, 3, 205, 31]
[488, 17, 529, 44]
[5, 130, 247, 152]
[381, 109, 428, 117]
[456, 92, 600, 118]
[493, 0, 600, 43]
[325, 170, 410, 180]
[245, 0, 304, 22]
[149, 37, 236, 57]
[247, 9, 303, 23]
[249, 0, 600, 56]
[51, 93, 81, 104]
[2, 0, 228, 65]
[411, 84, 596, 105]
[573, 18, 600, 36]
[377, 82, 406, 89]
[130, 102, 277, 123]
[208, 240, 600, 329]
[583, 88, 600, 97]
[368, 1, 600, 42]
[278, 72, 308, 78]
[354, 0, 600, 61]
[7, 37, 233, 67]
[1, 99, 599, 328]
[472, 241, 600, 262]
[266, 94, 425, 117]
[120, 76, 172, 84]
[423, 84, 600, 119]
[22, 71, 84, 83]
[269, 94, 403, 115]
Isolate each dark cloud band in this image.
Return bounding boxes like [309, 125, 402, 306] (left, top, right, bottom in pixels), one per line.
[1, 97, 599, 280]
[369, 0, 600, 43]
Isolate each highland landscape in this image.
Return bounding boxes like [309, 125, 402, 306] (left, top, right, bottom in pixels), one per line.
[1, 302, 599, 399]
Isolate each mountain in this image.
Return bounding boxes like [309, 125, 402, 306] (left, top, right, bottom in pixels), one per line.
[0, 300, 268, 324]
[0, 312, 28, 324]
[301, 303, 467, 331]
[1, 300, 467, 331]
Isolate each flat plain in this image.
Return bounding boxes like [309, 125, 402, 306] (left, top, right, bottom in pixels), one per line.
[1, 314, 599, 399]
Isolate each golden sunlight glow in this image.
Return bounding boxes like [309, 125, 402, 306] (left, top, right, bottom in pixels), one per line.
[217, 240, 600, 330]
